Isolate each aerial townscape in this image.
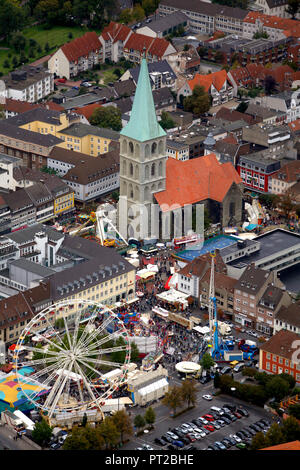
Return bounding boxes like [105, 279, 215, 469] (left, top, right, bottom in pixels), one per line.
[0, 0, 300, 456]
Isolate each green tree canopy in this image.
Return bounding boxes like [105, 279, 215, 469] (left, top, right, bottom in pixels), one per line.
[265, 376, 290, 401]
[144, 406, 156, 426]
[162, 385, 183, 414]
[89, 106, 122, 131]
[200, 353, 215, 370]
[134, 414, 145, 430]
[31, 419, 52, 447]
[180, 379, 197, 408]
[98, 416, 120, 449]
[111, 409, 133, 443]
[183, 85, 211, 117]
[63, 425, 105, 450]
[0, 0, 25, 40]
[159, 111, 175, 130]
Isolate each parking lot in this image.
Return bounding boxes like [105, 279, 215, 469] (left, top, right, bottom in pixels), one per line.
[123, 394, 273, 451]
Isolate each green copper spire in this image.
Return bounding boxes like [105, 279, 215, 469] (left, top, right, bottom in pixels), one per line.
[120, 57, 166, 142]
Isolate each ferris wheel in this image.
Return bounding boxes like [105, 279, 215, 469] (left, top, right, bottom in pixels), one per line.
[13, 300, 131, 418]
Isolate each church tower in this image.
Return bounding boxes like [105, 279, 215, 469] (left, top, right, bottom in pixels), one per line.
[119, 56, 167, 240]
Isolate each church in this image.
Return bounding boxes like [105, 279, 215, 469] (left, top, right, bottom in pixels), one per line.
[118, 56, 243, 241]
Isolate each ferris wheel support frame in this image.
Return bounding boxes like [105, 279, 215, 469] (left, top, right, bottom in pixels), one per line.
[14, 300, 131, 419]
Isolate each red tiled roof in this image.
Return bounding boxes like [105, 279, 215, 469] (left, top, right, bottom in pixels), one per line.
[261, 441, 300, 451]
[216, 107, 255, 125]
[74, 103, 102, 121]
[148, 36, 171, 58]
[188, 69, 228, 93]
[124, 32, 153, 53]
[154, 153, 242, 211]
[61, 32, 101, 63]
[3, 99, 64, 114]
[101, 22, 132, 43]
[260, 329, 299, 359]
[271, 160, 300, 182]
[124, 32, 171, 58]
[243, 11, 300, 38]
[288, 118, 300, 133]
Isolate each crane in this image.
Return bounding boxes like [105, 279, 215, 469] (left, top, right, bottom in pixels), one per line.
[208, 251, 224, 360]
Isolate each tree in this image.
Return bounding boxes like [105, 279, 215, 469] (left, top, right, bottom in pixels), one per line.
[130, 341, 140, 362]
[183, 85, 211, 117]
[142, 0, 156, 16]
[236, 101, 248, 113]
[180, 379, 197, 408]
[288, 404, 300, 420]
[200, 353, 215, 371]
[144, 406, 156, 426]
[34, 0, 60, 26]
[278, 373, 296, 390]
[31, 419, 52, 447]
[0, 0, 25, 41]
[134, 414, 145, 431]
[251, 431, 268, 450]
[281, 416, 300, 442]
[265, 376, 290, 401]
[159, 111, 175, 130]
[264, 423, 285, 447]
[11, 34, 27, 53]
[98, 416, 120, 449]
[286, 0, 300, 18]
[63, 425, 105, 450]
[119, 8, 132, 24]
[89, 106, 122, 131]
[214, 370, 221, 388]
[162, 385, 183, 414]
[132, 4, 145, 22]
[278, 193, 294, 220]
[111, 409, 133, 443]
[264, 75, 277, 95]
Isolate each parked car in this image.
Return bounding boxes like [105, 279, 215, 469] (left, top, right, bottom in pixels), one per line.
[220, 366, 232, 375]
[50, 442, 61, 450]
[162, 434, 173, 443]
[233, 411, 242, 419]
[172, 440, 184, 448]
[221, 417, 231, 425]
[214, 441, 226, 450]
[203, 414, 215, 421]
[236, 442, 247, 450]
[202, 394, 212, 400]
[57, 78, 66, 83]
[166, 431, 179, 440]
[230, 434, 241, 443]
[237, 408, 249, 417]
[233, 363, 244, 373]
[154, 438, 166, 446]
[227, 436, 237, 446]
[223, 404, 236, 412]
[249, 424, 261, 433]
[186, 434, 196, 442]
[204, 424, 215, 432]
[216, 419, 225, 427]
[221, 438, 232, 448]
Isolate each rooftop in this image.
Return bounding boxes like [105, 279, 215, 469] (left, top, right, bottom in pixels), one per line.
[154, 153, 242, 211]
[260, 329, 300, 360]
[58, 122, 120, 141]
[228, 229, 300, 267]
[0, 65, 52, 91]
[276, 302, 300, 328]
